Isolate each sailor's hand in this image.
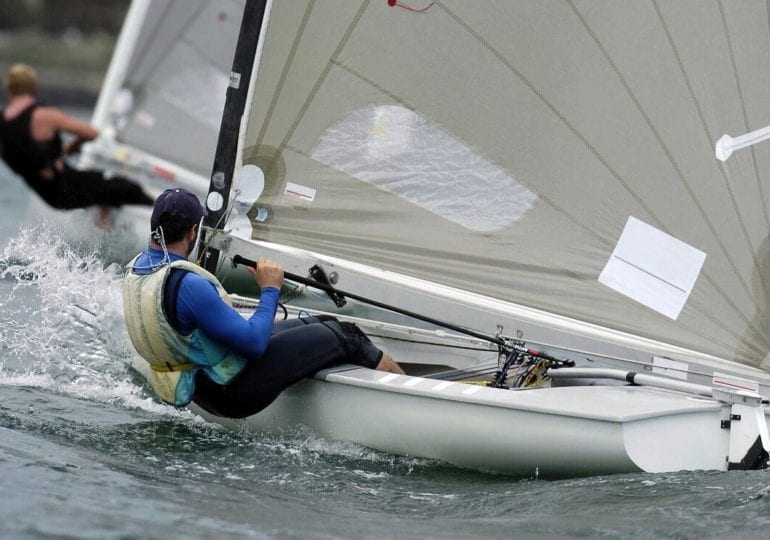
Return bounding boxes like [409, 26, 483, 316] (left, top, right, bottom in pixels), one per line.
[245, 257, 284, 289]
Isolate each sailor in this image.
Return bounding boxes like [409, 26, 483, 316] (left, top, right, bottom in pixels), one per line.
[123, 187, 403, 417]
[0, 63, 153, 216]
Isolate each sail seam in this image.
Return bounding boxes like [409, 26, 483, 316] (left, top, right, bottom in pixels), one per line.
[438, 0, 765, 350]
[265, 0, 371, 179]
[253, 0, 316, 151]
[568, 0, 767, 350]
[651, 0, 770, 348]
[331, 60, 415, 112]
[718, 0, 770, 231]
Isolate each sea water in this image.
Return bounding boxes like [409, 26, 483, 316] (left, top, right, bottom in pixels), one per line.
[1, 167, 770, 540]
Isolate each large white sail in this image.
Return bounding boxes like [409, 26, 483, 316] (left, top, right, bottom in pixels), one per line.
[87, 0, 244, 192]
[228, 0, 770, 370]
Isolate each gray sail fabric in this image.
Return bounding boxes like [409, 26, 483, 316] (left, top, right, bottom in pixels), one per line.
[239, 0, 770, 368]
[102, 0, 244, 178]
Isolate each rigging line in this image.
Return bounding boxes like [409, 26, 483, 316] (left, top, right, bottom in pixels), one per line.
[432, 2, 758, 350]
[387, 0, 435, 14]
[195, 209, 234, 268]
[262, 0, 372, 180]
[651, 0, 770, 345]
[232, 254, 511, 348]
[568, 0, 767, 345]
[362, 333, 490, 352]
[709, 0, 770, 231]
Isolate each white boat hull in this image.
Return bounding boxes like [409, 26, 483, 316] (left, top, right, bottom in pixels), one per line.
[179, 365, 759, 478]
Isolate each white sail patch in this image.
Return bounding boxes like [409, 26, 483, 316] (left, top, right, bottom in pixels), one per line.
[599, 217, 706, 320]
[312, 106, 536, 233]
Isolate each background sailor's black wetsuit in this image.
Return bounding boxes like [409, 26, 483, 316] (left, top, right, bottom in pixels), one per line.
[0, 104, 153, 209]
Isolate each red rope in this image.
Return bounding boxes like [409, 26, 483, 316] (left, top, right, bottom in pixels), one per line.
[387, 0, 435, 13]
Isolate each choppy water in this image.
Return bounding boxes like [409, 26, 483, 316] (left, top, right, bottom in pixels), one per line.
[2, 167, 770, 539]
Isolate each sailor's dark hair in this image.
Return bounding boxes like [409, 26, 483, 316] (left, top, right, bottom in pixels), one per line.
[152, 212, 195, 244]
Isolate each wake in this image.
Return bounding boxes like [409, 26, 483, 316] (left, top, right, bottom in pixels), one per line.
[0, 224, 180, 416]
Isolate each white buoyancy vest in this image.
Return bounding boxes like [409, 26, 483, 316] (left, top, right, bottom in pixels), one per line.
[123, 256, 246, 406]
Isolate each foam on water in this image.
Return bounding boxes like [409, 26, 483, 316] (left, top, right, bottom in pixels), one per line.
[0, 223, 433, 469]
[0, 223, 187, 418]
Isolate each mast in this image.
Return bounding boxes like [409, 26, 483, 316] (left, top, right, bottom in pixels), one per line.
[201, 0, 269, 273]
[79, 0, 151, 171]
[90, 0, 151, 130]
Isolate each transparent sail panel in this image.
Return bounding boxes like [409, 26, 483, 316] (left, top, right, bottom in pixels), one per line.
[312, 105, 536, 232]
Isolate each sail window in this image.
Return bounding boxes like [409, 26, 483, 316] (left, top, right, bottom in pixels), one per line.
[598, 217, 706, 320]
[312, 105, 536, 233]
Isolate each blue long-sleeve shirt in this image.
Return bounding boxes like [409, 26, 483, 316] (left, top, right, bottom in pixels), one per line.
[131, 248, 280, 360]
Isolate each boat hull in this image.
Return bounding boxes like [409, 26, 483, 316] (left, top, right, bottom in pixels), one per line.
[185, 366, 745, 478]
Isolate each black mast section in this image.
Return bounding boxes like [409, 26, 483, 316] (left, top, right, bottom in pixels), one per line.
[200, 0, 268, 273]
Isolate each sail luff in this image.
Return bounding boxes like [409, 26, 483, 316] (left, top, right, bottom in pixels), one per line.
[202, 0, 270, 273]
[252, 0, 316, 151]
[126, 3, 208, 95]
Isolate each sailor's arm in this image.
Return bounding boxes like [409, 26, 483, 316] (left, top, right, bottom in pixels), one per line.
[177, 273, 281, 359]
[35, 107, 99, 154]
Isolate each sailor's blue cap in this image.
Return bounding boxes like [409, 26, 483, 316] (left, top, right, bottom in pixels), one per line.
[150, 188, 207, 231]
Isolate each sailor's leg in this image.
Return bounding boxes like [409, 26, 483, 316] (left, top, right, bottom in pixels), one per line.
[56, 166, 153, 209]
[192, 320, 386, 418]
